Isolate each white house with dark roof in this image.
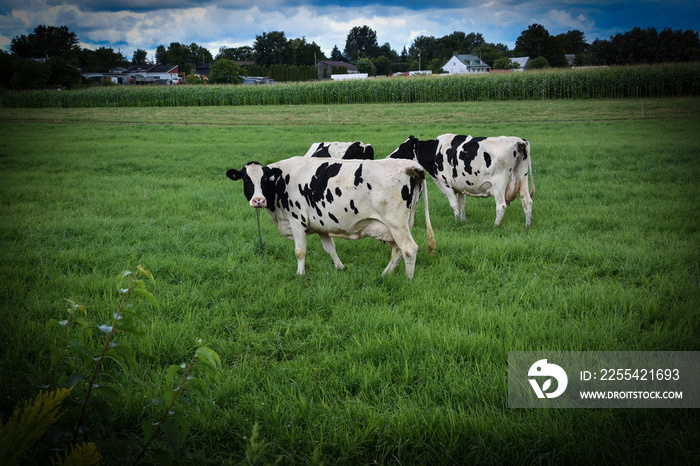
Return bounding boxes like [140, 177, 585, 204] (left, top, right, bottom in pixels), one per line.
[442, 53, 491, 74]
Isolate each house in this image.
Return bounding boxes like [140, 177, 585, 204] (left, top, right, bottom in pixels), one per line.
[442, 53, 490, 74]
[318, 61, 357, 79]
[510, 57, 530, 71]
[124, 64, 179, 84]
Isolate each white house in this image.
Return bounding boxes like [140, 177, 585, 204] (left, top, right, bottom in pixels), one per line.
[442, 53, 490, 74]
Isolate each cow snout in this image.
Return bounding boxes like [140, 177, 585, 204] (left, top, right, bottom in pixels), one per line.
[251, 197, 267, 208]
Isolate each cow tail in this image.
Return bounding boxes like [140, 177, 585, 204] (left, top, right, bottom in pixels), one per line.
[423, 176, 436, 255]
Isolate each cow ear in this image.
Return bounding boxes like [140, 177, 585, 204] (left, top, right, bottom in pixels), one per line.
[226, 168, 243, 181]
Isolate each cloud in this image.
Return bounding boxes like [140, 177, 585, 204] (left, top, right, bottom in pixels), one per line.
[1, 0, 697, 59]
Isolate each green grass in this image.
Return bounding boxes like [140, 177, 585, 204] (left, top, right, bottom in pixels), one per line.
[1, 99, 699, 464]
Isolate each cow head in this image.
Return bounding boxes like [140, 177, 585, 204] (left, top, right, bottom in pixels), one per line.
[388, 135, 419, 161]
[226, 162, 284, 210]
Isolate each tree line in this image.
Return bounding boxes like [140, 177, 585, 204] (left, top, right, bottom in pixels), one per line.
[2, 23, 698, 90]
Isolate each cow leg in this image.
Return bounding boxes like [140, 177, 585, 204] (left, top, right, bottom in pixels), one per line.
[493, 178, 509, 227]
[445, 190, 461, 220]
[319, 234, 346, 270]
[382, 242, 404, 276]
[291, 228, 308, 275]
[383, 229, 419, 279]
[519, 176, 533, 228]
[457, 193, 467, 221]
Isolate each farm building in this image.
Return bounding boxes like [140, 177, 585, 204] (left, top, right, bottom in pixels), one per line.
[82, 64, 180, 85]
[318, 61, 357, 79]
[442, 53, 491, 74]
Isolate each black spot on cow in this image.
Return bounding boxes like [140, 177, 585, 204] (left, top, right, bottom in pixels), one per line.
[400, 168, 422, 209]
[298, 162, 343, 217]
[262, 166, 288, 213]
[518, 141, 528, 160]
[295, 201, 301, 209]
[483, 151, 491, 168]
[291, 212, 299, 219]
[367, 183, 372, 190]
[326, 189, 334, 203]
[417, 139, 440, 177]
[445, 135, 469, 178]
[457, 137, 486, 176]
[401, 185, 412, 209]
[389, 136, 418, 160]
[311, 144, 331, 158]
[353, 164, 364, 186]
[349, 199, 359, 214]
[335, 187, 342, 197]
[328, 213, 339, 223]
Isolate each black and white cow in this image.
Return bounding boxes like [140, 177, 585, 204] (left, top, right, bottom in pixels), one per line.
[388, 134, 535, 227]
[226, 157, 435, 278]
[303, 141, 374, 160]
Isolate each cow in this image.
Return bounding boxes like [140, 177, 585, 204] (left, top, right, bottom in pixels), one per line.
[388, 134, 535, 227]
[226, 157, 435, 278]
[303, 141, 375, 160]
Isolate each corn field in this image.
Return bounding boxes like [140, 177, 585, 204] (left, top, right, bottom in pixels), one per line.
[2, 63, 699, 108]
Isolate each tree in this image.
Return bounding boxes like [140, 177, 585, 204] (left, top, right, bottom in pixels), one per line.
[581, 27, 700, 65]
[514, 23, 567, 67]
[209, 59, 244, 84]
[330, 45, 345, 61]
[555, 30, 588, 55]
[216, 46, 253, 61]
[527, 56, 550, 69]
[438, 31, 485, 58]
[164, 42, 193, 74]
[132, 49, 148, 65]
[9, 57, 51, 90]
[78, 47, 129, 72]
[355, 57, 376, 75]
[409, 35, 439, 66]
[155, 45, 168, 65]
[288, 37, 326, 65]
[254, 31, 289, 66]
[373, 55, 391, 76]
[47, 57, 81, 88]
[345, 26, 379, 61]
[10, 25, 80, 63]
[493, 57, 519, 70]
[189, 42, 213, 65]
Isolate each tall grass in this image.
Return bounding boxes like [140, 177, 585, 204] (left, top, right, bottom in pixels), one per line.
[1, 100, 699, 464]
[2, 63, 699, 108]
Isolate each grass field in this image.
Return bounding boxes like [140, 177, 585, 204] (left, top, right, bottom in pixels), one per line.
[1, 98, 699, 464]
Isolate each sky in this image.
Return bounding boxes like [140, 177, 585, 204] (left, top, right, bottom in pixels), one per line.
[0, 1, 698, 61]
